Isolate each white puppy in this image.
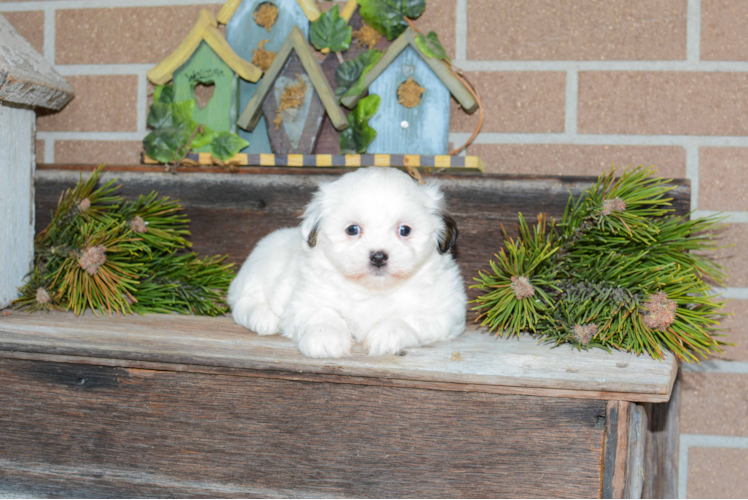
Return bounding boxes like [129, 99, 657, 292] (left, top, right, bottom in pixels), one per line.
[227, 167, 467, 358]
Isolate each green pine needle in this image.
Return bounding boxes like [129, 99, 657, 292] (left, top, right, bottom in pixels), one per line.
[14, 166, 235, 317]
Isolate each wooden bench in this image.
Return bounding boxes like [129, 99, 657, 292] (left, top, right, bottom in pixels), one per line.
[0, 167, 686, 498]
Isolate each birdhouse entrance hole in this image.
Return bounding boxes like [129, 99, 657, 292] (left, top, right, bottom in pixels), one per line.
[254, 2, 279, 31]
[193, 81, 216, 110]
[397, 78, 425, 108]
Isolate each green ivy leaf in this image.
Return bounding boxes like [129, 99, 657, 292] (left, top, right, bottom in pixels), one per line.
[335, 49, 383, 97]
[143, 128, 192, 164]
[415, 31, 451, 62]
[192, 124, 216, 150]
[357, 0, 426, 40]
[340, 94, 380, 154]
[146, 100, 196, 130]
[211, 132, 250, 161]
[153, 84, 174, 104]
[310, 5, 352, 52]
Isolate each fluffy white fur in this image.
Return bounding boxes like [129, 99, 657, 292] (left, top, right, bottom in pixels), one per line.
[227, 167, 467, 358]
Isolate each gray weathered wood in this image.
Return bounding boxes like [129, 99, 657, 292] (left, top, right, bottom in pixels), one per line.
[238, 26, 347, 132]
[262, 52, 326, 153]
[0, 105, 35, 308]
[0, 356, 607, 498]
[0, 311, 677, 402]
[642, 370, 681, 498]
[0, 14, 73, 110]
[625, 404, 648, 499]
[33, 167, 692, 309]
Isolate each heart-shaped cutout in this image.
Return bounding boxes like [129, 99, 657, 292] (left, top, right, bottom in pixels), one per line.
[401, 64, 415, 77]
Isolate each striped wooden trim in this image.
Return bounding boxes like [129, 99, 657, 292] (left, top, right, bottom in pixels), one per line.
[143, 154, 485, 172]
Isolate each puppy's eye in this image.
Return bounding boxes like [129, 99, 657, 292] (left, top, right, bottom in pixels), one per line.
[346, 225, 361, 236]
[398, 225, 412, 237]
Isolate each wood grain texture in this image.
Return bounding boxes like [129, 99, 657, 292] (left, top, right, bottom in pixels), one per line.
[238, 27, 346, 132]
[173, 40, 237, 142]
[0, 357, 606, 498]
[0, 14, 73, 110]
[367, 45, 451, 155]
[340, 28, 476, 113]
[226, 0, 310, 154]
[262, 52, 326, 153]
[642, 371, 680, 499]
[0, 311, 677, 401]
[0, 105, 35, 308]
[625, 404, 647, 499]
[33, 168, 692, 309]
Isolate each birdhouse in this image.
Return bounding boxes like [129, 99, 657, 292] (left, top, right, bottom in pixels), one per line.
[147, 9, 261, 151]
[222, 0, 318, 154]
[237, 26, 347, 154]
[341, 28, 477, 155]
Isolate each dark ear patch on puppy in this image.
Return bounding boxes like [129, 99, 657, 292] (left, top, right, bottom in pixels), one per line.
[438, 215, 458, 254]
[307, 220, 321, 247]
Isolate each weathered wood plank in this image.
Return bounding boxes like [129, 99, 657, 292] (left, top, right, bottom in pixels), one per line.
[0, 311, 677, 401]
[642, 371, 681, 498]
[0, 357, 606, 498]
[0, 105, 35, 309]
[33, 167, 691, 308]
[625, 404, 648, 499]
[0, 14, 73, 110]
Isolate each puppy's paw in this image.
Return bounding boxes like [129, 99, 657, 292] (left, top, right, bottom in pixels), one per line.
[298, 326, 352, 359]
[364, 320, 420, 356]
[232, 302, 280, 335]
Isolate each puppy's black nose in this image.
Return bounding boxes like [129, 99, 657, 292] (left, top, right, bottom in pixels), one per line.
[370, 251, 388, 268]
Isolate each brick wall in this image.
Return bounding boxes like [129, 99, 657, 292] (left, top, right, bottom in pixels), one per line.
[2, 0, 747, 496]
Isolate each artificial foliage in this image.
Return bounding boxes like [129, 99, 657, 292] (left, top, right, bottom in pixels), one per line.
[340, 94, 381, 153]
[357, 0, 426, 40]
[14, 167, 235, 316]
[310, 5, 352, 52]
[472, 167, 729, 362]
[143, 84, 249, 165]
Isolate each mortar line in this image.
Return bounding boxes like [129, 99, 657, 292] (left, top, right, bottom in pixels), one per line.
[711, 287, 748, 299]
[686, 143, 699, 210]
[693, 210, 748, 223]
[564, 70, 578, 135]
[679, 434, 748, 499]
[682, 361, 748, 374]
[55, 64, 155, 76]
[37, 131, 147, 141]
[687, 0, 702, 63]
[137, 71, 149, 134]
[448, 132, 748, 147]
[455, 0, 467, 61]
[42, 6, 55, 64]
[450, 60, 748, 72]
[0, 0, 225, 11]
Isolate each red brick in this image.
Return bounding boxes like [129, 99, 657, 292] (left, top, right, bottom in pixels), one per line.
[681, 372, 748, 436]
[450, 72, 566, 134]
[711, 224, 748, 288]
[467, 0, 687, 61]
[55, 5, 222, 64]
[688, 448, 748, 499]
[579, 72, 748, 136]
[701, 0, 748, 61]
[712, 299, 748, 362]
[2, 11, 44, 54]
[465, 144, 686, 178]
[699, 148, 748, 211]
[35, 139, 44, 164]
[54, 141, 143, 165]
[36, 75, 138, 132]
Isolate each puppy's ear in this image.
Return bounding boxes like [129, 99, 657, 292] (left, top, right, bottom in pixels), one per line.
[438, 215, 458, 254]
[301, 189, 324, 248]
[422, 180, 445, 214]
